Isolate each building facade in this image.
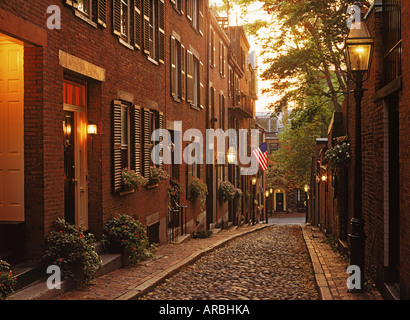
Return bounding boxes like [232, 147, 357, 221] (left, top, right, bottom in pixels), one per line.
[307, 1, 410, 299]
[0, 1, 259, 268]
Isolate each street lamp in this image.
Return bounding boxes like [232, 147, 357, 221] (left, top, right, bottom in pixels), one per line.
[251, 177, 257, 225]
[227, 146, 236, 164]
[345, 1, 374, 292]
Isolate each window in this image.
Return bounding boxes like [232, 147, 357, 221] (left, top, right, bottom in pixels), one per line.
[113, 101, 163, 192]
[210, 28, 215, 67]
[120, 104, 131, 169]
[112, 0, 164, 61]
[219, 93, 225, 130]
[186, 50, 202, 108]
[193, 57, 199, 106]
[78, 0, 92, 16]
[171, 36, 186, 100]
[383, 0, 401, 84]
[228, 66, 234, 99]
[186, 0, 203, 34]
[210, 86, 215, 124]
[143, 0, 165, 63]
[65, 0, 107, 27]
[173, 0, 183, 13]
[113, 0, 130, 42]
[120, 0, 130, 39]
[148, 0, 157, 59]
[219, 41, 225, 78]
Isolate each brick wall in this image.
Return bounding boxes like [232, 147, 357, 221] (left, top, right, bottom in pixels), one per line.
[399, 0, 410, 299]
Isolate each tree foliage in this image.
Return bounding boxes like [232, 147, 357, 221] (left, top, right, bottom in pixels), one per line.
[268, 94, 334, 189]
[230, 0, 363, 187]
[235, 0, 362, 112]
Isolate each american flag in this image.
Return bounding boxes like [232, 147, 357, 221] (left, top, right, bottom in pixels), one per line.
[252, 142, 268, 171]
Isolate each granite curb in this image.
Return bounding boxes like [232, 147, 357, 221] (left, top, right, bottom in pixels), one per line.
[301, 225, 334, 300]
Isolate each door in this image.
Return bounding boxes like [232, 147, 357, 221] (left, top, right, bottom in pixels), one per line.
[276, 193, 284, 212]
[63, 80, 88, 229]
[388, 93, 400, 285]
[0, 36, 24, 222]
[64, 112, 75, 225]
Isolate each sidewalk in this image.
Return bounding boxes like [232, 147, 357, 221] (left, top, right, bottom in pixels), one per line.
[302, 224, 383, 300]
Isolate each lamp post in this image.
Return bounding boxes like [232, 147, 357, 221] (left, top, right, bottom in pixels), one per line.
[304, 184, 309, 223]
[344, 1, 374, 292]
[251, 177, 257, 225]
[227, 146, 236, 224]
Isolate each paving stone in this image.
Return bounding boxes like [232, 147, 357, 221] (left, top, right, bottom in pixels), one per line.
[139, 225, 319, 300]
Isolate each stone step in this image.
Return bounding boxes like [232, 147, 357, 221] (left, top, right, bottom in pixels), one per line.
[9, 251, 122, 300]
[11, 261, 45, 291]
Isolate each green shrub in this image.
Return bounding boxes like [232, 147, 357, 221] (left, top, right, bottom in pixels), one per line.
[102, 213, 154, 264]
[0, 260, 17, 300]
[43, 218, 102, 285]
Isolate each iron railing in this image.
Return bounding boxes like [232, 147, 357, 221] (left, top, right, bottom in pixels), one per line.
[167, 203, 187, 242]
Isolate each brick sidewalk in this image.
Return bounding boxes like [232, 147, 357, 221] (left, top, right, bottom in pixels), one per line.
[302, 225, 383, 300]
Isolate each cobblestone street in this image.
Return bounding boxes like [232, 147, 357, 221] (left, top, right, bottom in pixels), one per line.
[139, 225, 319, 300]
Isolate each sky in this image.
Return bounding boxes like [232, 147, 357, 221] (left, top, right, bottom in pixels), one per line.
[209, 0, 277, 113]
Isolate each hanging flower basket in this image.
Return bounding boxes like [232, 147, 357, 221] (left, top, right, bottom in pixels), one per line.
[218, 181, 236, 202]
[323, 142, 351, 172]
[191, 177, 208, 211]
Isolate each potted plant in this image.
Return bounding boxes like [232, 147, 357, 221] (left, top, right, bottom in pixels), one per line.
[0, 260, 17, 300]
[218, 181, 236, 202]
[102, 213, 154, 265]
[121, 168, 148, 190]
[191, 177, 208, 211]
[43, 218, 102, 285]
[149, 165, 169, 185]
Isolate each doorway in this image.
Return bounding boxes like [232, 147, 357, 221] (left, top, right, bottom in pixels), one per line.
[387, 93, 400, 287]
[276, 192, 284, 212]
[0, 34, 24, 222]
[63, 79, 88, 229]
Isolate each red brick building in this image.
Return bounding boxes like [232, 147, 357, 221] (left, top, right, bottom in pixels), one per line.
[0, 0, 259, 269]
[308, 1, 410, 299]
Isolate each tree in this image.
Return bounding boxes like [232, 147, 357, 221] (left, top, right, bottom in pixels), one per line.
[224, 0, 356, 186]
[267, 95, 333, 188]
[236, 0, 356, 113]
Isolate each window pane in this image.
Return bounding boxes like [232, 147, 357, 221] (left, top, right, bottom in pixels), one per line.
[121, 0, 129, 37]
[78, 0, 90, 15]
[63, 80, 86, 108]
[193, 58, 199, 105]
[121, 105, 128, 147]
